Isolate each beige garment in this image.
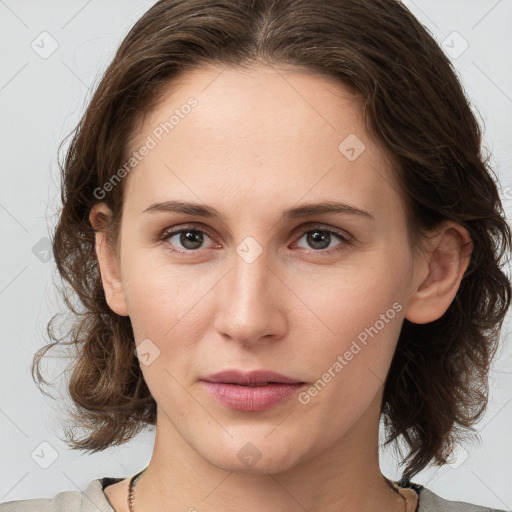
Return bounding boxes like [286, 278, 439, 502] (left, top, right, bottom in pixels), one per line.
[0, 478, 507, 512]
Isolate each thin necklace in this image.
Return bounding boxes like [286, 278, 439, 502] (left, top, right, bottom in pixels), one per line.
[128, 467, 147, 512]
[127, 469, 412, 512]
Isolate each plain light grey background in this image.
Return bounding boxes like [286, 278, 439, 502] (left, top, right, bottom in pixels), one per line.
[0, 0, 511, 509]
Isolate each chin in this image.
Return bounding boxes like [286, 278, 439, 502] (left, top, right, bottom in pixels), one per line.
[197, 431, 309, 475]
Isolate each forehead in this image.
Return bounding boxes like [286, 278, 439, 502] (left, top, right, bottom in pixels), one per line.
[123, 64, 403, 221]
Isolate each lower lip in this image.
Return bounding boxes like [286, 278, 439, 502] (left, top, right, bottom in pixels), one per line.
[202, 382, 305, 412]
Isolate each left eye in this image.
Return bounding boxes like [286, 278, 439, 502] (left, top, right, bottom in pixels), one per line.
[295, 228, 350, 252]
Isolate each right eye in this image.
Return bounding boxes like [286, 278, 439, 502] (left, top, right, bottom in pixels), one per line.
[160, 225, 218, 254]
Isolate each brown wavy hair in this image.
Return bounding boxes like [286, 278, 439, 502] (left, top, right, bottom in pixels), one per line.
[32, 0, 511, 481]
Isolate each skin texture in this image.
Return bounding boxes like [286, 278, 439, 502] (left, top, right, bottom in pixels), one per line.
[91, 64, 472, 512]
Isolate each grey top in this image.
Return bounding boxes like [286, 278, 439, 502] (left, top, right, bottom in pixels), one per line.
[0, 477, 507, 512]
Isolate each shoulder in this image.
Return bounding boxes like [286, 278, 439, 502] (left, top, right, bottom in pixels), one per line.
[0, 489, 82, 512]
[0, 477, 117, 512]
[418, 485, 507, 512]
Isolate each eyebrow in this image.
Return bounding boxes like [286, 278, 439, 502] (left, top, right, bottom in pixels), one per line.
[142, 200, 373, 220]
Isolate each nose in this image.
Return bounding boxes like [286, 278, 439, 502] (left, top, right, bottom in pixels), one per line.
[213, 247, 287, 346]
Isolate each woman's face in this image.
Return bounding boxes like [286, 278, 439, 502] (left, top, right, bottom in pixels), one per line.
[100, 64, 424, 473]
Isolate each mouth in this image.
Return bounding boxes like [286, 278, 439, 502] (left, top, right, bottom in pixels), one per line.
[201, 369, 304, 386]
[231, 382, 288, 386]
[200, 370, 306, 412]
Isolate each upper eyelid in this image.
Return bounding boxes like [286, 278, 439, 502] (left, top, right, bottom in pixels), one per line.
[161, 223, 216, 241]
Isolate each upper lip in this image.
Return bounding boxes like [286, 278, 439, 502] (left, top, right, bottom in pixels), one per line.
[201, 370, 303, 385]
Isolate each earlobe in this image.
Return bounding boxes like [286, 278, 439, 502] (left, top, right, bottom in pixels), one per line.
[404, 223, 473, 325]
[89, 203, 129, 317]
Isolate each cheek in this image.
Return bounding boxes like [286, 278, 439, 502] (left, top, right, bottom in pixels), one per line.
[121, 256, 225, 401]
[123, 262, 211, 408]
[292, 271, 405, 438]
[290, 249, 410, 391]
[121, 247, 212, 334]
[294, 259, 406, 340]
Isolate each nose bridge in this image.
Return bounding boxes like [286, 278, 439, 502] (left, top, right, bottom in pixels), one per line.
[230, 243, 273, 314]
[231, 246, 269, 303]
[215, 240, 284, 343]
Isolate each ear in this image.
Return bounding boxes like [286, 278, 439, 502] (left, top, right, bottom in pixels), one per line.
[404, 221, 473, 324]
[89, 203, 129, 317]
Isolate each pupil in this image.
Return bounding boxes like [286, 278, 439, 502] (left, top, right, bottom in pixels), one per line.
[181, 231, 203, 249]
[308, 230, 330, 249]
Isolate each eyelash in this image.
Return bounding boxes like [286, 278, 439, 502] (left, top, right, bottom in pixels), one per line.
[158, 223, 353, 256]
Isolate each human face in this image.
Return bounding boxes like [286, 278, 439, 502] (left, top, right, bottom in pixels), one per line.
[109, 64, 417, 474]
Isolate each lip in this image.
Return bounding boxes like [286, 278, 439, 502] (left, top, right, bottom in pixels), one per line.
[202, 369, 302, 385]
[201, 370, 306, 412]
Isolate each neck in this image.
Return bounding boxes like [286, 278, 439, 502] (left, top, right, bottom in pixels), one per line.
[133, 393, 407, 512]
